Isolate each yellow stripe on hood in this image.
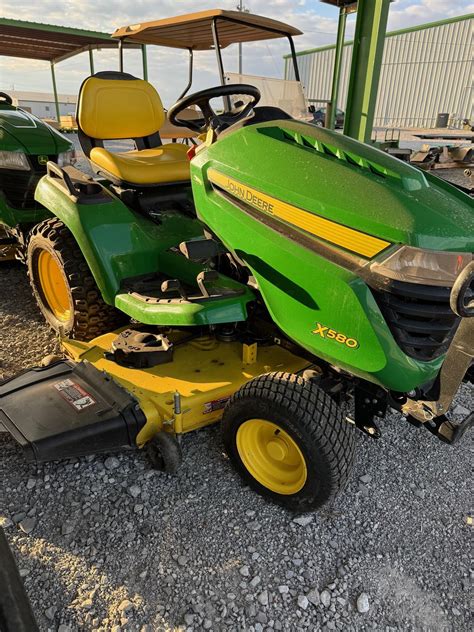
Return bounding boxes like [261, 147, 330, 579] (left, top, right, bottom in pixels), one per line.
[208, 168, 391, 258]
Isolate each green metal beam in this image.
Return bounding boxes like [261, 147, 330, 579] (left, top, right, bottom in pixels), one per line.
[0, 16, 117, 40]
[142, 45, 148, 80]
[343, 0, 391, 143]
[88, 48, 95, 75]
[0, 17, 141, 64]
[326, 7, 347, 129]
[50, 61, 61, 123]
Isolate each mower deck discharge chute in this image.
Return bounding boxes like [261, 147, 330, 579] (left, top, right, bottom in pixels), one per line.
[0, 360, 147, 463]
[0, 9, 472, 512]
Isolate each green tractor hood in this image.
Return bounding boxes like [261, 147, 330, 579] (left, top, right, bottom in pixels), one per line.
[0, 103, 72, 155]
[196, 120, 473, 254]
[190, 118, 473, 392]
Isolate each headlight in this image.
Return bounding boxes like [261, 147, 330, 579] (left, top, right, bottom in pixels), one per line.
[0, 150, 30, 171]
[57, 149, 76, 167]
[370, 245, 472, 286]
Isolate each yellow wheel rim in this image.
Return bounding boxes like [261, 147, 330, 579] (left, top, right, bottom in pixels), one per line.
[236, 419, 307, 495]
[37, 250, 71, 321]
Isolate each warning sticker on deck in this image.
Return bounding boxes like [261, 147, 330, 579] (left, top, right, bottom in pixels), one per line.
[53, 379, 96, 411]
[203, 396, 230, 414]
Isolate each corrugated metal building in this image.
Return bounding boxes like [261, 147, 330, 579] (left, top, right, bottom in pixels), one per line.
[285, 14, 473, 128]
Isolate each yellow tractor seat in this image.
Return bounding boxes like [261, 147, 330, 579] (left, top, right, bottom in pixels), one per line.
[76, 72, 190, 186]
[90, 144, 190, 185]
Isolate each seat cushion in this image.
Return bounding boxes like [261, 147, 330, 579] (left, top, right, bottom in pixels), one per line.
[90, 144, 190, 185]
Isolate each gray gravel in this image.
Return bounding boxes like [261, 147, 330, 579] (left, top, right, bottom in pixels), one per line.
[1, 263, 473, 632]
[433, 168, 472, 191]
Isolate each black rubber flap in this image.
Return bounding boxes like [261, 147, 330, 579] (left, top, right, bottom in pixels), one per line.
[0, 361, 146, 462]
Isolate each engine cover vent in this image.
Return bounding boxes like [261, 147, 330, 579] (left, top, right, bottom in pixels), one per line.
[257, 126, 404, 184]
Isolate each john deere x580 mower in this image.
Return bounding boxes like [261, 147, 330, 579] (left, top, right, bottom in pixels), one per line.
[0, 10, 472, 513]
[0, 91, 75, 260]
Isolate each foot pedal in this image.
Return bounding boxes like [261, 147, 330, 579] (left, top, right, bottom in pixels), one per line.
[161, 278, 187, 300]
[179, 238, 222, 262]
[111, 329, 173, 368]
[197, 270, 219, 298]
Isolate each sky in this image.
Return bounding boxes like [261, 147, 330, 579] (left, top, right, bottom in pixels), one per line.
[0, 0, 472, 106]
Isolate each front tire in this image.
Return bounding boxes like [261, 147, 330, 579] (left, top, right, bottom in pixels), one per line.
[27, 218, 124, 341]
[222, 372, 355, 512]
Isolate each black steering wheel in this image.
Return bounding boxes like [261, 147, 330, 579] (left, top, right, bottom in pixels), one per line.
[168, 84, 261, 133]
[0, 92, 13, 105]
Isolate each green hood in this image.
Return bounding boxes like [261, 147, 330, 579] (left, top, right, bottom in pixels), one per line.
[0, 103, 72, 155]
[202, 120, 473, 254]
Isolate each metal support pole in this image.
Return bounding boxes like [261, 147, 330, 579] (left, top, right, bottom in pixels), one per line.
[141, 45, 148, 80]
[238, 0, 243, 73]
[287, 36, 300, 82]
[343, 0, 391, 143]
[50, 61, 61, 123]
[211, 18, 225, 85]
[118, 38, 124, 72]
[236, 1, 250, 74]
[88, 48, 94, 75]
[326, 8, 347, 130]
[177, 49, 194, 100]
[211, 18, 231, 111]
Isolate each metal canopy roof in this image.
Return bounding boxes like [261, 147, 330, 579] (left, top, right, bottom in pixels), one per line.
[0, 17, 139, 64]
[112, 9, 302, 50]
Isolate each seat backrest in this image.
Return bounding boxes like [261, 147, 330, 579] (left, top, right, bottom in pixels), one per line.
[77, 72, 165, 140]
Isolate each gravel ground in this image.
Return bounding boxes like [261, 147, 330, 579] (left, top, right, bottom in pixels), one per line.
[433, 168, 472, 191]
[0, 263, 472, 632]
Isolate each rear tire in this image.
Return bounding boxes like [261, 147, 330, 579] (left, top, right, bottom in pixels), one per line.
[27, 218, 124, 341]
[222, 371, 355, 512]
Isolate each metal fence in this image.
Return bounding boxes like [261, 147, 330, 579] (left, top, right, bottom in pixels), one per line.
[285, 15, 473, 129]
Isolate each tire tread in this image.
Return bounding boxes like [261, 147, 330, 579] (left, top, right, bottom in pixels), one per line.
[27, 218, 124, 341]
[222, 371, 355, 512]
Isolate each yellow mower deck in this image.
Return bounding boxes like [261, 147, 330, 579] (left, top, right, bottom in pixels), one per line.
[62, 331, 310, 446]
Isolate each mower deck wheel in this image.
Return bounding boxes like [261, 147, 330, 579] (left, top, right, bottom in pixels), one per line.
[27, 218, 124, 341]
[146, 432, 182, 474]
[222, 371, 355, 512]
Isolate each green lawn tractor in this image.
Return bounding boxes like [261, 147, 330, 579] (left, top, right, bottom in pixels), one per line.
[0, 10, 472, 513]
[0, 91, 75, 261]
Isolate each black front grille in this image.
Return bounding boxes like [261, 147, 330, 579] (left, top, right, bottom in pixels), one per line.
[372, 281, 460, 361]
[0, 155, 55, 210]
